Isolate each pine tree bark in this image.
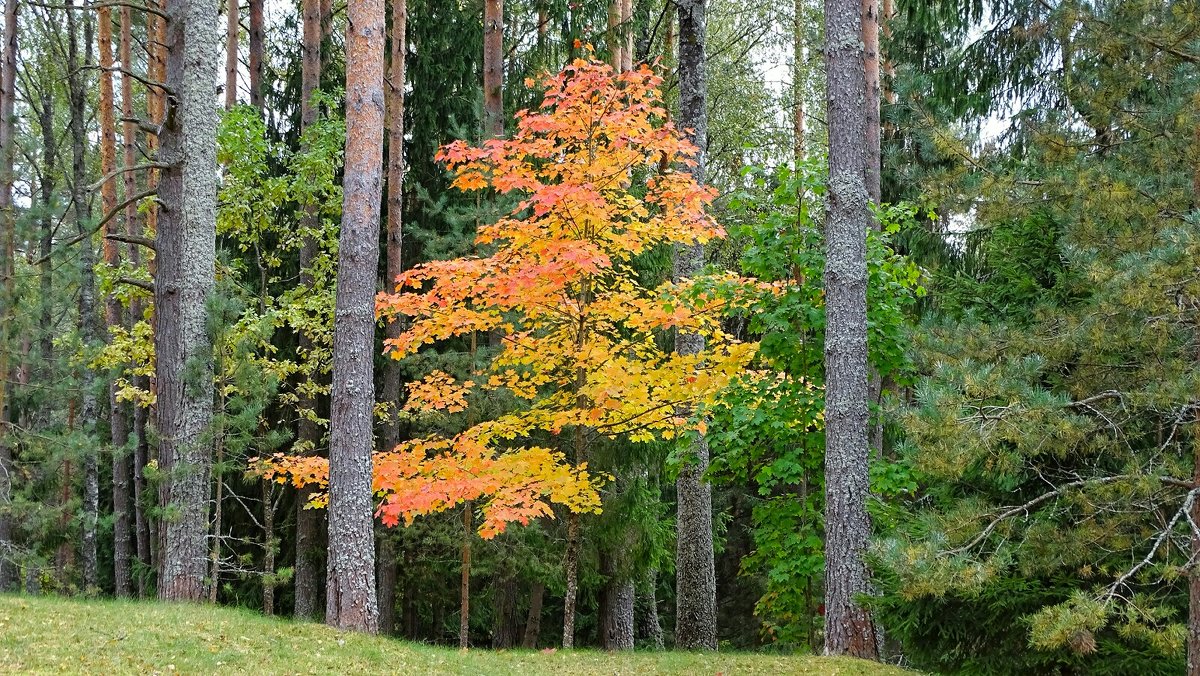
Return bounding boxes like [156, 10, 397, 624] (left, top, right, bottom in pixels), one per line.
[673, 0, 717, 652]
[0, 0, 13, 595]
[377, 535, 397, 634]
[119, 2, 148, 595]
[862, 0, 880, 205]
[822, 0, 878, 659]
[380, 0, 405, 478]
[792, 0, 805, 164]
[262, 481, 276, 614]
[491, 574, 520, 649]
[156, 0, 219, 602]
[637, 570, 664, 649]
[607, 0, 622, 70]
[561, 512, 580, 648]
[65, 0, 103, 594]
[140, 0, 167, 586]
[324, 0, 384, 631]
[99, 1, 134, 599]
[294, 0, 326, 620]
[225, 0, 238, 108]
[604, 577, 635, 650]
[521, 581, 544, 648]
[460, 505, 471, 648]
[482, 0, 503, 139]
[248, 0, 263, 109]
[620, 0, 632, 72]
[1187, 97, 1200, 676]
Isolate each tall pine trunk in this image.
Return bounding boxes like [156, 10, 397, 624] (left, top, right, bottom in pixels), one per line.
[294, 0, 326, 620]
[482, 0, 503, 139]
[821, 0, 877, 659]
[376, 0, 406, 634]
[225, 0, 238, 108]
[248, 0, 263, 108]
[792, 0, 805, 164]
[98, 1, 134, 599]
[0, 0, 15, 594]
[324, 0, 384, 631]
[673, 0, 717, 651]
[156, 0, 219, 602]
[119, 2, 148, 596]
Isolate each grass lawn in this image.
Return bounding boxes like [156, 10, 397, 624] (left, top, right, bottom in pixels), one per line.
[0, 594, 912, 675]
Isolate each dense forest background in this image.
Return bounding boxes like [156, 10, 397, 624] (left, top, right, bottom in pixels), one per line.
[0, 0, 1198, 673]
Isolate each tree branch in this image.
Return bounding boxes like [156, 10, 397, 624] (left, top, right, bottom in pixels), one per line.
[35, 188, 158, 264]
[87, 162, 168, 193]
[117, 277, 154, 293]
[27, 0, 167, 19]
[105, 232, 155, 251]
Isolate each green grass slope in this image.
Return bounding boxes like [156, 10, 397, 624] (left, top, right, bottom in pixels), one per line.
[0, 595, 911, 675]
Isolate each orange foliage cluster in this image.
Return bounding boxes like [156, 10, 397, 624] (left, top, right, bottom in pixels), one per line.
[256, 58, 766, 538]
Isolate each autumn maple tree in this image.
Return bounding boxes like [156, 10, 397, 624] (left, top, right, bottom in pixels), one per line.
[257, 57, 761, 539]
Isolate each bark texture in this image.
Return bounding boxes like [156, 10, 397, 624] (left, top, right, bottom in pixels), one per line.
[294, 0, 326, 619]
[604, 577, 635, 650]
[225, 0, 238, 108]
[636, 570, 664, 649]
[822, 0, 878, 659]
[521, 581, 544, 648]
[324, 0, 385, 631]
[792, 0, 805, 164]
[377, 535, 397, 634]
[673, 0, 717, 652]
[482, 0, 503, 139]
[561, 512, 580, 648]
[99, 2, 133, 598]
[66, 2, 102, 594]
[248, 0, 263, 108]
[0, 0, 14, 594]
[380, 0, 405, 463]
[156, 0, 219, 602]
[119, 3, 145, 595]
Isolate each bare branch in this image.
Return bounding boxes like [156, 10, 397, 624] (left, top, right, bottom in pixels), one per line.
[87, 162, 168, 192]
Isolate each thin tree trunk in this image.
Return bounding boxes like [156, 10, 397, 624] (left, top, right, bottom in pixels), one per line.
[294, 0, 326, 620]
[324, 0, 384, 631]
[0, 0, 12, 594]
[119, 1, 150, 596]
[248, 0, 263, 109]
[377, 535, 397, 634]
[262, 480, 276, 614]
[225, 0, 238, 108]
[144, 0, 166, 583]
[561, 512, 580, 649]
[1186, 102, 1200, 676]
[607, 0, 622, 69]
[521, 581, 544, 648]
[880, 0, 895, 106]
[482, 0, 503, 139]
[375, 11, 407, 629]
[637, 570, 664, 649]
[821, 0, 877, 659]
[208, 414, 224, 603]
[156, 0, 219, 603]
[99, 0, 134, 599]
[65, 0, 102, 595]
[620, 0, 632, 72]
[460, 505, 471, 648]
[792, 0, 805, 164]
[673, 0, 717, 652]
[862, 0, 880, 205]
